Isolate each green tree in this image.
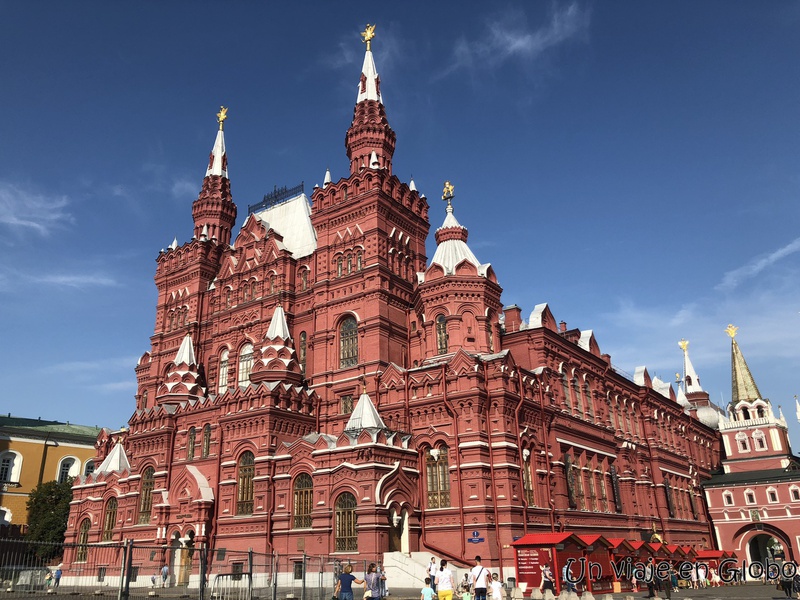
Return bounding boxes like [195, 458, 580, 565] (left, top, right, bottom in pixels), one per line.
[25, 478, 73, 558]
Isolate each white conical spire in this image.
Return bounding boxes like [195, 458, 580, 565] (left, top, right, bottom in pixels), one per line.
[174, 333, 196, 365]
[345, 389, 386, 430]
[430, 202, 481, 274]
[795, 397, 800, 423]
[679, 339, 704, 393]
[370, 150, 379, 169]
[356, 33, 382, 104]
[265, 305, 291, 341]
[205, 108, 229, 178]
[96, 440, 131, 474]
[169, 237, 178, 250]
[409, 178, 416, 192]
[201, 224, 209, 240]
[323, 168, 332, 186]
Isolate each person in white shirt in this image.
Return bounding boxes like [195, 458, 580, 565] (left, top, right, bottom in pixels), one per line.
[470, 556, 490, 600]
[428, 558, 438, 594]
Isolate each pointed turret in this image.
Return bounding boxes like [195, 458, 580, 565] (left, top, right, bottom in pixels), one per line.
[345, 388, 387, 431]
[679, 339, 704, 394]
[156, 333, 206, 399]
[95, 440, 131, 475]
[429, 182, 484, 276]
[192, 106, 237, 245]
[250, 305, 303, 385]
[345, 24, 396, 176]
[323, 168, 332, 187]
[726, 324, 763, 405]
[676, 339, 718, 427]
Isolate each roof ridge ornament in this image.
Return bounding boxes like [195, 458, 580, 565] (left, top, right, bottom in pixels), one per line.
[361, 23, 376, 51]
[217, 106, 228, 131]
[725, 324, 738, 338]
[678, 339, 689, 353]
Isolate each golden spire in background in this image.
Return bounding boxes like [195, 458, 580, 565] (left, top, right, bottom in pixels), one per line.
[725, 324, 739, 339]
[361, 24, 376, 51]
[217, 106, 228, 131]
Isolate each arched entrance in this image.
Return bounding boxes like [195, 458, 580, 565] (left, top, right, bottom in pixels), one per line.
[749, 533, 786, 563]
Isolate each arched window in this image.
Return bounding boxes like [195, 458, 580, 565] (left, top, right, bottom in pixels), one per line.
[251, 280, 257, 299]
[572, 377, 584, 418]
[425, 446, 451, 508]
[356, 250, 362, 271]
[561, 372, 572, 412]
[225, 288, 232, 308]
[334, 492, 357, 552]
[299, 332, 307, 375]
[218, 349, 229, 395]
[339, 317, 358, 368]
[0, 452, 21, 484]
[76, 518, 91, 562]
[736, 432, 750, 453]
[347, 254, 353, 274]
[238, 343, 254, 387]
[187, 427, 196, 461]
[270, 275, 276, 294]
[102, 498, 117, 541]
[337, 258, 343, 277]
[242, 284, 250, 302]
[202, 424, 212, 458]
[293, 473, 313, 528]
[84, 460, 95, 477]
[753, 430, 767, 450]
[58, 457, 77, 483]
[301, 269, 308, 291]
[436, 315, 448, 355]
[237, 451, 255, 515]
[584, 381, 594, 418]
[138, 466, 155, 523]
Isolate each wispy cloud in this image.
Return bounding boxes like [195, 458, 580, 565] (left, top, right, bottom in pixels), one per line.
[0, 266, 120, 292]
[437, 3, 590, 79]
[716, 237, 800, 292]
[0, 181, 73, 236]
[171, 178, 197, 200]
[37, 274, 119, 287]
[52, 356, 138, 374]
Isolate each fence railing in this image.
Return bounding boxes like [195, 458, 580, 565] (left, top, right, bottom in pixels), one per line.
[0, 538, 383, 600]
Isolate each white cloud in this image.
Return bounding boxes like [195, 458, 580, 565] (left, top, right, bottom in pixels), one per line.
[171, 178, 197, 200]
[716, 237, 800, 292]
[0, 181, 73, 236]
[437, 3, 590, 79]
[37, 274, 119, 287]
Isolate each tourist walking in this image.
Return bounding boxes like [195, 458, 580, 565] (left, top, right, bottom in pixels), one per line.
[428, 558, 438, 594]
[365, 563, 386, 600]
[435, 559, 455, 600]
[161, 564, 169, 588]
[540, 564, 555, 595]
[470, 556, 490, 600]
[335, 564, 365, 600]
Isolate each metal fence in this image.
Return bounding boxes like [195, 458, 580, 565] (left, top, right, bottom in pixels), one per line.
[0, 538, 383, 600]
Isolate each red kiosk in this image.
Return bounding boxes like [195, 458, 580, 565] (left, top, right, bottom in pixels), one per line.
[511, 533, 588, 595]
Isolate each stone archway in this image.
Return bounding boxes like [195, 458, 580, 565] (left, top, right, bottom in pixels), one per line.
[736, 523, 794, 565]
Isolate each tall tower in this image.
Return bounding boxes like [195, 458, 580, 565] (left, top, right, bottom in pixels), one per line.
[718, 324, 793, 472]
[309, 25, 429, 398]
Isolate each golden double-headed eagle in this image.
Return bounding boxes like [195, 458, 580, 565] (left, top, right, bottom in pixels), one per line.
[361, 24, 376, 50]
[442, 180, 455, 202]
[217, 106, 228, 130]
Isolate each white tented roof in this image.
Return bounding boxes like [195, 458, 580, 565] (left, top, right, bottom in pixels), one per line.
[357, 48, 382, 104]
[205, 129, 227, 178]
[96, 441, 131, 474]
[345, 391, 386, 430]
[174, 334, 196, 365]
[266, 305, 291, 340]
[253, 193, 317, 258]
[429, 206, 482, 275]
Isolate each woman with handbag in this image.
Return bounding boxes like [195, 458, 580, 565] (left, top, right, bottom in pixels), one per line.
[335, 565, 365, 600]
[365, 563, 386, 600]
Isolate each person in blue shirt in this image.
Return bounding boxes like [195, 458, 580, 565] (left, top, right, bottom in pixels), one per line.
[336, 564, 365, 600]
[421, 577, 435, 600]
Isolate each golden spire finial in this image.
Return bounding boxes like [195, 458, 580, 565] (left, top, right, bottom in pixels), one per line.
[725, 324, 739, 339]
[216, 106, 228, 131]
[678, 339, 689, 353]
[361, 23, 376, 51]
[442, 180, 455, 207]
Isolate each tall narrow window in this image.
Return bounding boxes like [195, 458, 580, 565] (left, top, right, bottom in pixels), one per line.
[522, 450, 535, 506]
[574, 458, 586, 511]
[138, 467, 155, 524]
[218, 349, 229, 395]
[356, 250, 362, 270]
[202, 424, 211, 458]
[102, 498, 117, 541]
[561, 372, 573, 412]
[572, 378, 584, 418]
[187, 427, 196, 461]
[293, 473, 313, 528]
[299, 332, 307, 375]
[226, 288, 232, 308]
[584, 382, 594, 419]
[426, 446, 451, 508]
[600, 470, 609, 512]
[76, 519, 91, 562]
[436, 315, 448, 355]
[242, 285, 250, 302]
[238, 343, 254, 387]
[301, 269, 308, 291]
[237, 451, 255, 515]
[347, 254, 353, 274]
[337, 258, 343, 277]
[0, 453, 16, 482]
[251, 280, 257, 299]
[334, 492, 358, 552]
[270, 275, 276, 294]
[84, 461, 95, 477]
[339, 317, 358, 368]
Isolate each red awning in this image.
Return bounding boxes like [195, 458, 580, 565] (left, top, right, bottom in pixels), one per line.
[511, 533, 588, 547]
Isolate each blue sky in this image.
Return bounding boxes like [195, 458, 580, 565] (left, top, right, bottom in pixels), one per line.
[2, 2, 799, 449]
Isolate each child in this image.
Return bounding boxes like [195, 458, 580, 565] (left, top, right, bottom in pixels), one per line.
[421, 577, 436, 600]
[490, 574, 502, 600]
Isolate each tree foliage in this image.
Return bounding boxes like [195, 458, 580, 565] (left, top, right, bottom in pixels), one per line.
[25, 478, 73, 551]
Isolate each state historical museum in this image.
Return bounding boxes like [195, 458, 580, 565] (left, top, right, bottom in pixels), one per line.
[65, 28, 722, 573]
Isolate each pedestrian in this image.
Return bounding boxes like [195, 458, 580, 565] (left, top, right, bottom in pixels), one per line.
[470, 556, 490, 600]
[690, 562, 698, 589]
[540, 564, 555, 595]
[161, 564, 169, 588]
[421, 578, 435, 600]
[428, 558, 438, 595]
[562, 561, 576, 593]
[335, 564, 365, 600]
[435, 559, 455, 600]
[365, 563, 386, 600]
[644, 558, 655, 598]
[54, 567, 62, 588]
[490, 573, 503, 600]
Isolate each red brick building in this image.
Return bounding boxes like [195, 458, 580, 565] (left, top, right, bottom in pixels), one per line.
[64, 28, 722, 577]
[702, 326, 800, 565]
